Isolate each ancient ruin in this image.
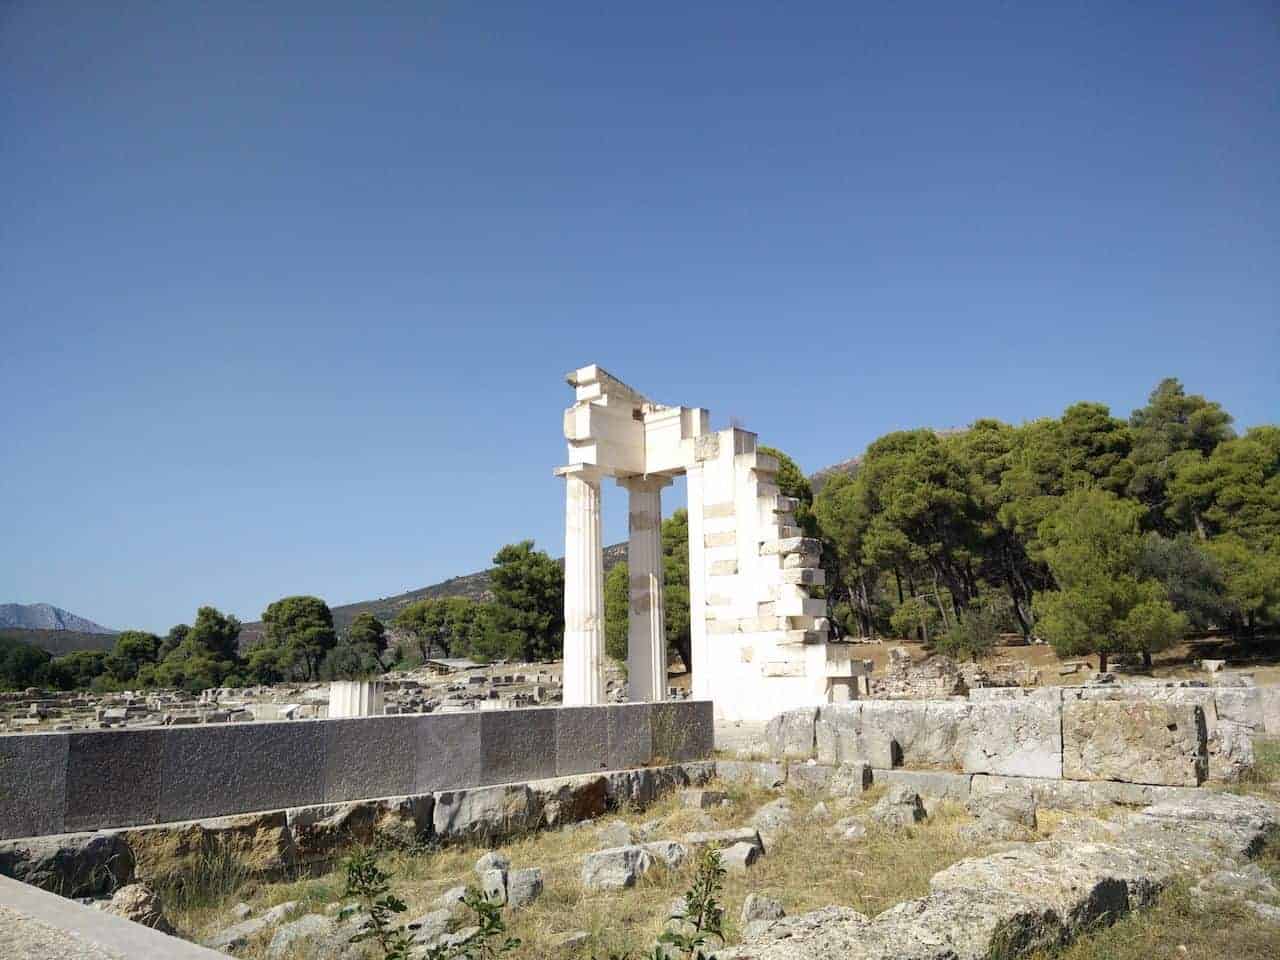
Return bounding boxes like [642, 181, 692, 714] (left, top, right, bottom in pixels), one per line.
[557, 364, 867, 722]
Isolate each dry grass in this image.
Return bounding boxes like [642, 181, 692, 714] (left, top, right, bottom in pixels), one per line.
[169, 778, 998, 959]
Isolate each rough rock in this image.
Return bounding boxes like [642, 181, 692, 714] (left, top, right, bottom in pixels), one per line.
[787, 763, 836, 794]
[817, 701, 970, 769]
[475, 851, 511, 875]
[961, 690, 1062, 778]
[834, 817, 867, 840]
[478, 867, 507, 904]
[681, 789, 728, 809]
[716, 760, 787, 789]
[1062, 700, 1207, 786]
[507, 867, 543, 908]
[102, 883, 175, 934]
[741, 893, 785, 923]
[869, 785, 926, 830]
[872, 770, 971, 808]
[433, 784, 540, 843]
[530, 774, 610, 827]
[956, 812, 1034, 845]
[265, 913, 346, 960]
[642, 841, 689, 869]
[432, 885, 468, 911]
[749, 799, 795, 839]
[551, 930, 591, 949]
[407, 908, 453, 945]
[682, 827, 764, 854]
[596, 820, 635, 848]
[231, 901, 253, 920]
[206, 916, 269, 952]
[830, 763, 873, 796]
[581, 845, 655, 890]
[722, 841, 761, 873]
[0, 831, 135, 896]
[262, 900, 300, 924]
[126, 810, 294, 880]
[764, 707, 818, 759]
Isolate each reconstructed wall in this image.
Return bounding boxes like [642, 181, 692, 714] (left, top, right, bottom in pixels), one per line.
[0, 701, 714, 841]
[767, 683, 1264, 788]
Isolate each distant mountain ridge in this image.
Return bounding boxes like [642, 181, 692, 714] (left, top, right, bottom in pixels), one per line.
[0, 603, 114, 635]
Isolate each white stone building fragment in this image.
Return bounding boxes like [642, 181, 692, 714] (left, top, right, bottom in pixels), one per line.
[556, 364, 868, 722]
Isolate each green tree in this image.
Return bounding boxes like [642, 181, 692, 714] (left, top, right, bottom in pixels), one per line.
[813, 470, 881, 637]
[47, 650, 109, 690]
[1136, 533, 1228, 630]
[1204, 534, 1280, 639]
[103, 630, 161, 684]
[1033, 489, 1186, 671]
[157, 623, 189, 660]
[1168, 426, 1280, 547]
[321, 641, 385, 680]
[889, 597, 940, 643]
[759, 445, 817, 536]
[604, 560, 630, 663]
[662, 509, 692, 671]
[261, 596, 336, 681]
[186, 606, 242, 662]
[934, 599, 1001, 662]
[394, 596, 482, 661]
[488, 540, 564, 661]
[0, 634, 52, 689]
[346, 612, 389, 665]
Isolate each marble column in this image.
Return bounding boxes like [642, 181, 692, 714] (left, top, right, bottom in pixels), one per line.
[559, 464, 605, 705]
[620, 475, 671, 702]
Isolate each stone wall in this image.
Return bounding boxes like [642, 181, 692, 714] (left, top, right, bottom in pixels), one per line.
[766, 683, 1266, 788]
[0, 700, 714, 841]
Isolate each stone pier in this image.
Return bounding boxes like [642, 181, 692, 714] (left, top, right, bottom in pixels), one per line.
[559, 464, 606, 706]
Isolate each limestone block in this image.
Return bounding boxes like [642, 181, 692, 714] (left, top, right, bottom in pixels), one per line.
[968, 773, 1205, 811]
[782, 552, 820, 569]
[780, 568, 825, 586]
[683, 827, 765, 853]
[528, 774, 608, 827]
[787, 763, 836, 794]
[555, 706, 609, 776]
[159, 721, 326, 823]
[871, 770, 972, 805]
[723, 840, 761, 872]
[0, 732, 67, 839]
[759, 537, 821, 558]
[480, 708, 557, 785]
[103, 883, 175, 934]
[126, 810, 295, 880]
[709, 560, 739, 576]
[1214, 687, 1264, 730]
[432, 784, 540, 843]
[506, 867, 543, 908]
[651, 700, 714, 763]
[764, 707, 817, 760]
[414, 712, 483, 793]
[642, 840, 689, 868]
[716, 760, 787, 789]
[817, 701, 970, 771]
[1062, 700, 1207, 786]
[322, 717, 416, 803]
[607, 703, 653, 770]
[960, 689, 1063, 779]
[1262, 686, 1280, 735]
[581, 845, 654, 890]
[65, 729, 165, 832]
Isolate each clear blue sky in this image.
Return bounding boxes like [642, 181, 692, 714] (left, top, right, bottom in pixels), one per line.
[2, 2, 1276, 633]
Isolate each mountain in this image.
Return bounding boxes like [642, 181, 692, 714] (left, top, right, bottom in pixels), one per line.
[0, 603, 114, 635]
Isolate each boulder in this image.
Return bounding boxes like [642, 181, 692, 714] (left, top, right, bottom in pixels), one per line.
[596, 820, 635, 848]
[716, 760, 787, 789]
[265, 913, 346, 960]
[206, 916, 269, 952]
[0, 831, 135, 896]
[1062, 700, 1207, 786]
[478, 868, 507, 905]
[749, 799, 794, 838]
[868, 785, 926, 830]
[474, 851, 510, 875]
[408, 908, 452, 945]
[581, 845, 655, 890]
[103, 883, 175, 934]
[506, 867, 544, 908]
[530, 774, 609, 828]
[642, 841, 689, 869]
[764, 707, 818, 759]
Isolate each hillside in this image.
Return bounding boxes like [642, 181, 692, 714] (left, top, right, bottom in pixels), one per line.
[0, 628, 117, 656]
[0, 603, 114, 635]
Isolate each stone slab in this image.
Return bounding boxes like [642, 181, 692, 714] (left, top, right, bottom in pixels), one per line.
[480, 708, 557, 785]
[817, 701, 970, 770]
[969, 773, 1206, 811]
[324, 716, 417, 803]
[606, 703, 653, 771]
[961, 689, 1062, 779]
[1062, 700, 1207, 786]
[65, 730, 165, 832]
[651, 700, 714, 763]
[1262, 687, 1280, 735]
[871, 769, 972, 804]
[414, 712, 483, 794]
[0, 733, 67, 840]
[555, 707, 610, 776]
[764, 708, 817, 760]
[159, 721, 325, 822]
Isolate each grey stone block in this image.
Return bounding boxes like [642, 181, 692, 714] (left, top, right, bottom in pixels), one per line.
[607, 703, 652, 770]
[555, 706, 609, 776]
[480, 708, 556, 785]
[65, 730, 164, 832]
[0, 733, 68, 839]
[325, 717, 416, 803]
[414, 712, 482, 794]
[652, 700, 714, 763]
[872, 769, 972, 804]
[159, 721, 325, 822]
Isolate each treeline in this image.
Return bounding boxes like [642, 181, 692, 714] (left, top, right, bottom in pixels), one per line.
[0, 542, 567, 693]
[810, 378, 1279, 669]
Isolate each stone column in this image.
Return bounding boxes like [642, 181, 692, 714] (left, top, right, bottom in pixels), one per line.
[619, 476, 671, 702]
[559, 464, 606, 705]
[328, 680, 385, 717]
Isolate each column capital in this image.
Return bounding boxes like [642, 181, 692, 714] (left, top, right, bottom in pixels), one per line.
[555, 463, 606, 483]
[615, 473, 674, 493]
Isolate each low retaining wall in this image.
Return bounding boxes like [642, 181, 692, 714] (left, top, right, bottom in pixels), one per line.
[0, 700, 714, 841]
[766, 683, 1268, 787]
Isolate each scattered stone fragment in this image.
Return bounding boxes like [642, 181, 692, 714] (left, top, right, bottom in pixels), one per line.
[478, 867, 507, 904]
[551, 930, 591, 950]
[643, 840, 689, 869]
[206, 916, 269, 952]
[869, 785, 926, 830]
[408, 908, 453, 945]
[432, 885, 468, 911]
[231, 901, 253, 921]
[957, 812, 1034, 845]
[722, 841, 761, 873]
[102, 883, 175, 935]
[833, 816, 867, 841]
[265, 914, 341, 960]
[261, 900, 300, 924]
[811, 802, 830, 819]
[596, 820, 635, 847]
[682, 788, 728, 809]
[506, 867, 544, 908]
[741, 893, 785, 924]
[475, 850, 511, 875]
[749, 799, 794, 836]
[581, 845, 655, 890]
[682, 827, 765, 854]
